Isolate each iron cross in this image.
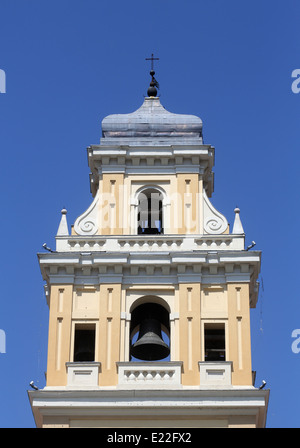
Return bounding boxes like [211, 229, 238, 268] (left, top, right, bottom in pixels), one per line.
[145, 53, 159, 71]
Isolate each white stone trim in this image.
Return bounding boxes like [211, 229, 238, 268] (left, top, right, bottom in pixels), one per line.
[132, 183, 169, 235]
[117, 362, 183, 389]
[28, 388, 270, 428]
[66, 362, 101, 389]
[39, 250, 260, 291]
[199, 362, 233, 388]
[56, 234, 245, 252]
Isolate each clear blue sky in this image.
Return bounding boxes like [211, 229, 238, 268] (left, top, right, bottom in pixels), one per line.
[0, 0, 299, 428]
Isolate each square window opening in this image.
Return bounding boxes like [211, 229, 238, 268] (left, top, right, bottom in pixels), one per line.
[204, 324, 225, 362]
[73, 324, 96, 362]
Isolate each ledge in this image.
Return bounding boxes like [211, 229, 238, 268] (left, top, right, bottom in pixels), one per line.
[28, 387, 270, 428]
[55, 234, 245, 253]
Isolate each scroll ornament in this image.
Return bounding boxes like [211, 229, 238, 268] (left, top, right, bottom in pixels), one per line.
[73, 190, 99, 235]
[203, 190, 228, 234]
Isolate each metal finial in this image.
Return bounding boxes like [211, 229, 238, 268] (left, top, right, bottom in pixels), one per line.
[145, 53, 160, 97]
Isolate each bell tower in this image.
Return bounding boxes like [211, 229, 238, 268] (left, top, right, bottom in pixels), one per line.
[29, 62, 269, 428]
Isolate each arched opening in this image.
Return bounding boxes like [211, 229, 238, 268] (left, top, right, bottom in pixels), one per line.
[137, 188, 163, 235]
[130, 301, 170, 361]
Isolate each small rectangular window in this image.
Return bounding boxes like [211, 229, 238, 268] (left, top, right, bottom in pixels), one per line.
[204, 324, 225, 362]
[73, 324, 95, 362]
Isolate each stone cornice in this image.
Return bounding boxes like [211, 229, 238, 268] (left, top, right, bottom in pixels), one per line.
[38, 248, 260, 268]
[56, 234, 245, 252]
[38, 247, 260, 307]
[28, 387, 269, 428]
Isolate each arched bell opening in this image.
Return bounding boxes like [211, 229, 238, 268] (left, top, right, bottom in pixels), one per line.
[130, 302, 170, 362]
[137, 188, 164, 235]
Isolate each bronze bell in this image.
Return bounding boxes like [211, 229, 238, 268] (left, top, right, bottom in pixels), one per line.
[130, 303, 170, 361]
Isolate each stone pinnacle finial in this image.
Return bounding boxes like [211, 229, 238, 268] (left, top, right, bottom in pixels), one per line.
[232, 207, 245, 235]
[56, 207, 69, 236]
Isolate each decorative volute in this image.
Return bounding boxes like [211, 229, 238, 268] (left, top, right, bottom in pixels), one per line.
[203, 190, 228, 234]
[73, 191, 99, 236]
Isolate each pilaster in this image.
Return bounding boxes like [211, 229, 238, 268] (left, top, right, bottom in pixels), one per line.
[179, 283, 201, 385]
[46, 284, 73, 386]
[227, 283, 252, 385]
[98, 283, 122, 386]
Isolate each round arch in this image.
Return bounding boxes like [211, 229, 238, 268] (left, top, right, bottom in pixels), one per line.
[133, 184, 169, 235]
[129, 294, 171, 314]
[129, 295, 171, 362]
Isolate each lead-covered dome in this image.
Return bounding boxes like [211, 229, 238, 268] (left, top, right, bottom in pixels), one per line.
[101, 97, 203, 146]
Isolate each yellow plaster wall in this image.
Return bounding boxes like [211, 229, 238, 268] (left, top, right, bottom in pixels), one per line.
[177, 282, 253, 387]
[98, 173, 125, 235]
[176, 174, 200, 234]
[46, 283, 122, 387]
[46, 285, 73, 386]
[178, 284, 201, 385]
[97, 284, 122, 386]
[227, 283, 253, 385]
[95, 173, 202, 236]
[41, 414, 257, 428]
[46, 280, 253, 388]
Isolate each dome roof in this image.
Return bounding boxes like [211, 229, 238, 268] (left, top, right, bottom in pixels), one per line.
[101, 97, 203, 145]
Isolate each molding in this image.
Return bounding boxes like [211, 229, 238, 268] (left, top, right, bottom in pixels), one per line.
[38, 249, 260, 306]
[39, 250, 260, 268]
[87, 143, 215, 196]
[56, 234, 245, 252]
[28, 387, 269, 428]
[38, 251, 260, 281]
